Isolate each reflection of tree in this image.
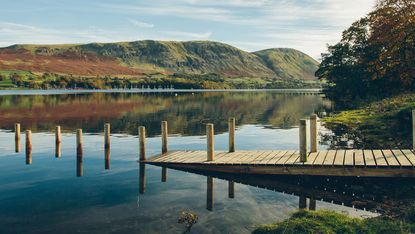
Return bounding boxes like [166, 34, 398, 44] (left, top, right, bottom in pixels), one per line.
[0, 92, 331, 136]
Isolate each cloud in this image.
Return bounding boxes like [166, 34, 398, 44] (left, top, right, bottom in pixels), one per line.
[129, 19, 154, 28]
[161, 30, 212, 40]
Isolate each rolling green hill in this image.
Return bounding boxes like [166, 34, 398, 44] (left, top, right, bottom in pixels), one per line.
[0, 40, 318, 80]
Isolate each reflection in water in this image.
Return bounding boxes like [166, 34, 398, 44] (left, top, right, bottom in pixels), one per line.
[105, 148, 110, 170]
[150, 164, 415, 217]
[206, 176, 214, 211]
[228, 181, 235, 199]
[161, 167, 167, 182]
[139, 163, 146, 194]
[0, 92, 331, 136]
[76, 155, 83, 177]
[25, 131, 32, 165]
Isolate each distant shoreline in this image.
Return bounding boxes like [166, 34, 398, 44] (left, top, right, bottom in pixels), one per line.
[0, 88, 322, 96]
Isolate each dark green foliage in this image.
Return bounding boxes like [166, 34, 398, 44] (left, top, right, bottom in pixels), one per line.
[316, 0, 415, 106]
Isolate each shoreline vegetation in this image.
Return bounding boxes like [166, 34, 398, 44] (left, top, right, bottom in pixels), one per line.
[253, 210, 414, 234]
[0, 70, 322, 90]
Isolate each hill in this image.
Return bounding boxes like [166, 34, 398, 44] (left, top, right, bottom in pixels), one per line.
[0, 40, 318, 80]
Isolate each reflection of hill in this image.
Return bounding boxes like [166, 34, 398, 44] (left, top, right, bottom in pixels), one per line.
[0, 92, 330, 136]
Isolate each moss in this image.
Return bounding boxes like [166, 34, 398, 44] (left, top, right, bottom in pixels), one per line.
[323, 93, 415, 148]
[253, 210, 412, 234]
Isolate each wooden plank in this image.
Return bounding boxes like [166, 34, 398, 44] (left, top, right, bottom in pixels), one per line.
[401, 149, 415, 166]
[382, 150, 400, 166]
[265, 150, 288, 165]
[250, 151, 276, 164]
[344, 150, 354, 166]
[354, 150, 365, 167]
[305, 152, 319, 165]
[227, 151, 253, 164]
[285, 151, 300, 165]
[239, 151, 264, 163]
[333, 150, 345, 166]
[153, 151, 187, 162]
[275, 151, 296, 165]
[181, 151, 207, 163]
[363, 150, 376, 167]
[392, 149, 412, 167]
[372, 150, 388, 166]
[313, 150, 327, 165]
[323, 150, 336, 166]
[150, 151, 182, 162]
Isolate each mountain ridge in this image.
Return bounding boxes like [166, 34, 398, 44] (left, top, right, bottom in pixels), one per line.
[0, 40, 319, 80]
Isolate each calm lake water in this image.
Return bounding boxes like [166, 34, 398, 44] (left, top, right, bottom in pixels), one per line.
[0, 90, 413, 233]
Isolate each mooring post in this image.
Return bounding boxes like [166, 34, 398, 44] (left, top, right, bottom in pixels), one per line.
[139, 126, 146, 161]
[299, 119, 308, 162]
[413, 110, 415, 150]
[310, 114, 318, 153]
[299, 195, 307, 210]
[76, 129, 82, 157]
[228, 118, 235, 152]
[15, 123, 20, 153]
[161, 121, 168, 154]
[162, 167, 167, 182]
[228, 181, 235, 198]
[309, 198, 316, 210]
[207, 124, 214, 161]
[25, 130, 32, 164]
[104, 123, 110, 150]
[55, 126, 61, 158]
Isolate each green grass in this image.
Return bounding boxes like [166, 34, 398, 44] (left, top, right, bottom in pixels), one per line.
[323, 93, 415, 148]
[253, 210, 412, 234]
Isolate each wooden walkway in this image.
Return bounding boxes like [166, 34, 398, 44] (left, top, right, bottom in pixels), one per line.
[145, 149, 415, 177]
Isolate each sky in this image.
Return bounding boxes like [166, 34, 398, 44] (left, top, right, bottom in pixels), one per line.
[0, 0, 376, 59]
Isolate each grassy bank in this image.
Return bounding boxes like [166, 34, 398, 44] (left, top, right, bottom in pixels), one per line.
[323, 93, 415, 148]
[253, 210, 412, 234]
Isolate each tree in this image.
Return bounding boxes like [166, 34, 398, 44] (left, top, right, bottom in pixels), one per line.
[316, 0, 415, 105]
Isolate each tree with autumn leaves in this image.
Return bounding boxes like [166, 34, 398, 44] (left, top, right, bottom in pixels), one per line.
[316, 0, 415, 106]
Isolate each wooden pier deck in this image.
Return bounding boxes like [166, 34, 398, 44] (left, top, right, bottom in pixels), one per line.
[145, 149, 415, 177]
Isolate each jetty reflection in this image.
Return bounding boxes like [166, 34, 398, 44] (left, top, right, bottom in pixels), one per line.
[142, 164, 415, 216]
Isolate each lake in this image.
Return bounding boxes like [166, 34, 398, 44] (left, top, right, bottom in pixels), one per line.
[0, 90, 413, 233]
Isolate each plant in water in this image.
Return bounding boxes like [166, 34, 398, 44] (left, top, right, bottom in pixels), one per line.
[178, 211, 199, 233]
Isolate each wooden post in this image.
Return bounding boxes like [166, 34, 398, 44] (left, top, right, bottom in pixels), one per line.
[55, 126, 61, 158]
[207, 176, 213, 211]
[15, 123, 20, 153]
[207, 124, 214, 161]
[413, 110, 415, 150]
[139, 126, 146, 161]
[161, 121, 168, 154]
[104, 123, 110, 150]
[299, 195, 307, 210]
[228, 181, 235, 198]
[139, 163, 146, 194]
[25, 130, 32, 165]
[162, 167, 167, 182]
[299, 119, 308, 162]
[310, 114, 318, 153]
[228, 118, 235, 152]
[76, 129, 82, 157]
[309, 198, 316, 210]
[105, 148, 110, 170]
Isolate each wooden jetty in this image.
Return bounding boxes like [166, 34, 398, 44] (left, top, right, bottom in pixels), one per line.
[144, 111, 415, 178]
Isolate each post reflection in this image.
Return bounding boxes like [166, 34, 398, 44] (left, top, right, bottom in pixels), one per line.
[228, 181, 235, 198]
[76, 155, 83, 177]
[207, 176, 213, 211]
[139, 163, 146, 194]
[105, 148, 110, 170]
[162, 167, 167, 182]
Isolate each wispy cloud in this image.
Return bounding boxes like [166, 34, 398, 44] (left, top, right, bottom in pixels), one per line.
[128, 19, 154, 28]
[162, 30, 212, 40]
